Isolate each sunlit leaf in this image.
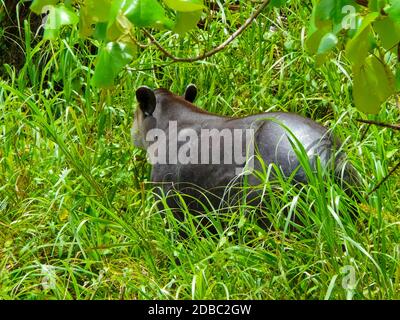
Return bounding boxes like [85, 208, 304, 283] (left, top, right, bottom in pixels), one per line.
[353, 55, 395, 114]
[308, 2, 320, 34]
[85, 0, 131, 41]
[314, 0, 357, 29]
[124, 0, 174, 29]
[173, 10, 202, 34]
[317, 32, 338, 54]
[368, 0, 387, 12]
[30, 0, 58, 15]
[354, 11, 379, 34]
[94, 22, 108, 41]
[164, 0, 205, 12]
[347, 15, 362, 38]
[79, 7, 94, 37]
[346, 26, 372, 66]
[315, 0, 335, 22]
[92, 42, 136, 88]
[83, 0, 113, 23]
[107, 15, 133, 41]
[109, 0, 126, 22]
[386, 0, 400, 24]
[345, 14, 378, 66]
[306, 27, 330, 54]
[107, 0, 126, 37]
[374, 16, 400, 50]
[43, 4, 79, 40]
[269, 0, 287, 8]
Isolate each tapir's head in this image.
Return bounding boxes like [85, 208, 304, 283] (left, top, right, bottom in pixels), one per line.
[131, 84, 198, 149]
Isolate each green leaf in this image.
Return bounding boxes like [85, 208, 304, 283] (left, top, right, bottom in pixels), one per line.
[164, 0, 205, 12]
[269, 0, 287, 8]
[386, 0, 400, 24]
[124, 0, 174, 29]
[353, 55, 395, 114]
[64, 0, 74, 9]
[347, 15, 362, 38]
[43, 4, 79, 40]
[79, 8, 95, 37]
[109, 0, 126, 22]
[308, 2, 320, 35]
[92, 42, 136, 88]
[306, 27, 330, 54]
[317, 32, 338, 54]
[108, 0, 126, 28]
[315, 53, 329, 66]
[315, 0, 335, 22]
[30, 0, 58, 15]
[107, 15, 133, 41]
[374, 16, 400, 50]
[94, 22, 108, 41]
[173, 10, 202, 34]
[306, 28, 333, 65]
[82, 0, 129, 41]
[355, 11, 380, 35]
[346, 26, 373, 66]
[368, 0, 387, 12]
[83, 0, 113, 23]
[314, 0, 357, 29]
[345, 13, 379, 66]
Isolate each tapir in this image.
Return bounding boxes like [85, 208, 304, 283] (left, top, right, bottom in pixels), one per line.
[131, 85, 358, 220]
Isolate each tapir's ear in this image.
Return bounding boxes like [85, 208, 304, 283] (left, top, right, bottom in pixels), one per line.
[184, 84, 197, 103]
[136, 86, 156, 116]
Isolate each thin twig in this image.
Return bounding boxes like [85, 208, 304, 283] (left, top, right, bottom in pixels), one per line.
[359, 123, 371, 142]
[125, 63, 172, 72]
[356, 119, 400, 131]
[355, 0, 368, 7]
[356, 117, 400, 194]
[128, 33, 152, 49]
[142, 0, 271, 63]
[368, 160, 400, 195]
[398, 43, 400, 62]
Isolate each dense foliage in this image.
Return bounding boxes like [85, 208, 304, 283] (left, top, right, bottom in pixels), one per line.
[307, 0, 400, 114]
[27, 0, 400, 113]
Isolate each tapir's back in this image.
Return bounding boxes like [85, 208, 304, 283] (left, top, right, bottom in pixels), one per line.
[244, 112, 337, 183]
[152, 110, 345, 196]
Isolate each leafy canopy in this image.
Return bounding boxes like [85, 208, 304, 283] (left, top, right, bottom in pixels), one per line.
[30, 0, 206, 87]
[30, 0, 400, 114]
[307, 0, 400, 114]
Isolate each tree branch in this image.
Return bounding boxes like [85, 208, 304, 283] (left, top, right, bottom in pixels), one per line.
[356, 119, 400, 131]
[142, 0, 271, 63]
[369, 160, 400, 195]
[355, 0, 369, 7]
[357, 118, 400, 194]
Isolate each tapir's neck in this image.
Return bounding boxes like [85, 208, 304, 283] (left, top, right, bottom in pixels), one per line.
[154, 89, 227, 124]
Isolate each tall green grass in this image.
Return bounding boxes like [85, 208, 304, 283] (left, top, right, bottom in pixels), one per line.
[0, 1, 399, 299]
